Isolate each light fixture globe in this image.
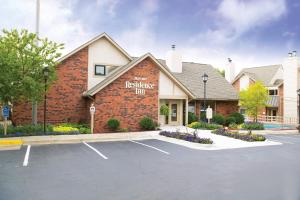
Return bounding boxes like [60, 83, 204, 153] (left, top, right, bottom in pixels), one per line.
[202, 73, 208, 83]
[43, 66, 49, 78]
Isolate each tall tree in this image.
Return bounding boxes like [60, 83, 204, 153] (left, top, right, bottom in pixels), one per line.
[0, 29, 63, 106]
[239, 82, 269, 122]
[216, 68, 225, 77]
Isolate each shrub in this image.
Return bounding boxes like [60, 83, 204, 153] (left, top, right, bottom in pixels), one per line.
[241, 122, 264, 130]
[159, 131, 213, 144]
[188, 122, 222, 130]
[229, 112, 245, 124]
[212, 114, 225, 125]
[139, 117, 156, 130]
[200, 111, 206, 121]
[212, 128, 266, 142]
[225, 117, 236, 126]
[53, 125, 79, 133]
[228, 123, 238, 129]
[188, 112, 198, 124]
[79, 127, 91, 134]
[160, 105, 169, 116]
[107, 118, 120, 131]
[119, 128, 129, 132]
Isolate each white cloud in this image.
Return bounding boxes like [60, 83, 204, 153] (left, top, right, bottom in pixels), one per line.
[116, 0, 159, 57]
[96, 0, 119, 17]
[217, 0, 287, 38]
[0, 0, 93, 54]
[191, 0, 287, 45]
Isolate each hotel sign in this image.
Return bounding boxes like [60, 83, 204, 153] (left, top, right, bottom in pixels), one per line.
[125, 77, 154, 95]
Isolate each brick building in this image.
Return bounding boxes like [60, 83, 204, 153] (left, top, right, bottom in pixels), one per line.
[13, 33, 239, 133]
[231, 65, 284, 118]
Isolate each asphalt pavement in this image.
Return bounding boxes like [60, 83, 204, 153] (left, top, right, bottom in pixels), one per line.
[1, 134, 300, 200]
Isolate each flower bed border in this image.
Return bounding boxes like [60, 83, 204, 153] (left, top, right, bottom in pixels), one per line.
[212, 128, 266, 142]
[159, 131, 213, 144]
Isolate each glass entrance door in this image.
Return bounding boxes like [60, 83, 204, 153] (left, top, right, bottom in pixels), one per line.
[171, 104, 178, 122]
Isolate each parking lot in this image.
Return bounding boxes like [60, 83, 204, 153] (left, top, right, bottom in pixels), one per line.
[1, 134, 300, 200]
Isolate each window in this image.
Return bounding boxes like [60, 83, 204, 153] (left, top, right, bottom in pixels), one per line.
[95, 65, 106, 76]
[268, 89, 278, 96]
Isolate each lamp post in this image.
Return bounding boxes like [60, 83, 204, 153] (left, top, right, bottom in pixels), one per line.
[202, 73, 208, 122]
[43, 66, 49, 134]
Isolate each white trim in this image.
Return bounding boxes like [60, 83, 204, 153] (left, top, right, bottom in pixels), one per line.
[57, 33, 132, 63]
[85, 53, 195, 98]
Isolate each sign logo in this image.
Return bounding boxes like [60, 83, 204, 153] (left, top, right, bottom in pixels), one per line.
[125, 77, 154, 95]
[2, 106, 10, 118]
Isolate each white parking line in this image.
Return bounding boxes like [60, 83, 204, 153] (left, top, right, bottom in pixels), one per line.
[23, 145, 31, 167]
[129, 140, 170, 155]
[83, 142, 108, 160]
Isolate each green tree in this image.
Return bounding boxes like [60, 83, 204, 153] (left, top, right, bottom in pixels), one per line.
[0, 29, 63, 106]
[239, 82, 269, 122]
[216, 68, 225, 77]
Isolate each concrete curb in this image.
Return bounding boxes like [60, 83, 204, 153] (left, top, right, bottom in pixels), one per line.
[239, 130, 299, 135]
[0, 139, 23, 151]
[0, 131, 160, 146]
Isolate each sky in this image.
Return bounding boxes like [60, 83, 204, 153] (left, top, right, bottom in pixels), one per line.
[0, 0, 299, 74]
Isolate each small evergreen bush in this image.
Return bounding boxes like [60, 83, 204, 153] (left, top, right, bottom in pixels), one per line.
[212, 114, 225, 125]
[139, 117, 156, 130]
[107, 118, 120, 131]
[229, 112, 245, 124]
[188, 112, 198, 124]
[225, 117, 236, 126]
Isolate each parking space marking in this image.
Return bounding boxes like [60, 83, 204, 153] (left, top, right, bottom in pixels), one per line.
[129, 140, 170, 155]
[83, 142, 108, 160]
[23, 145, 31, 167]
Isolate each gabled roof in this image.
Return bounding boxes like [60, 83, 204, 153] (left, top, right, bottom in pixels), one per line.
[83, 53, 195, 98]
[232, 65, 282, 87]
[157, 60, 239, 100]
[57, 32, 132, 63]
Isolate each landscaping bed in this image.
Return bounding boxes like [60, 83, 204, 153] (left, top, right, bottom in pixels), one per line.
[0, 123, 91, 138]
[212, 128, 266, 142]
[159, 131, 213, 144]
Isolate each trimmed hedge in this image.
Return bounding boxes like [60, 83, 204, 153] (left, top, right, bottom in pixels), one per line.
[241, 122, 264, 130]
[0, 123, 91, 137]
[159, 131, 213, 144]
[212, 128, 266, 142]
[188, 121, 222, 130]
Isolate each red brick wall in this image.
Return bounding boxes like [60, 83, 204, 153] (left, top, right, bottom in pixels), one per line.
[12, 47, 89, 125]
[278, 84, 284, 116]
[216, 101, 238, 116]
[193, 100, 238, 118]
[93, 57, 159, 133]
[232, 79, 240, 91]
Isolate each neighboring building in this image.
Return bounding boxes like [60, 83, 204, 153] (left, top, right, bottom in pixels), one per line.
[230, 51, 300, 124]
[13, 33, 238, 133]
